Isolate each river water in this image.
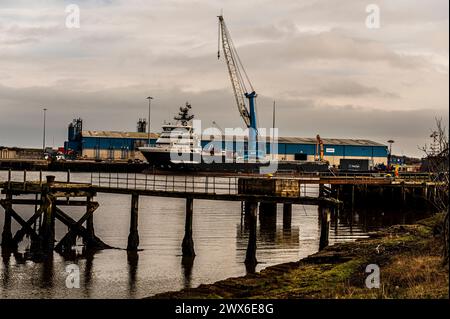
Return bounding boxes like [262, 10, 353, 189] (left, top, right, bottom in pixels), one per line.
[0, 171, 429, 298]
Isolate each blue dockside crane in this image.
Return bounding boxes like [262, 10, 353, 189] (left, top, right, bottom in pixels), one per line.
[218, 15, 260, 160]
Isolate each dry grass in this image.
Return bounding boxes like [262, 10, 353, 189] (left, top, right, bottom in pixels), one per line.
[380, 255, 449, 298]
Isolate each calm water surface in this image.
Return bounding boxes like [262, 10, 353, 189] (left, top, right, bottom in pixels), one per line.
[0, 171, 429, 298]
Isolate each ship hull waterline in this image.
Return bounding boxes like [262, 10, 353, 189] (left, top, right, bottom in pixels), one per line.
[140, 149, 329, 173]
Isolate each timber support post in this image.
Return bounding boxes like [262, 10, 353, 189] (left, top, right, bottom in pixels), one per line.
[259, 202, 277, 216]
[282, 203, 292, 230]
[85, 196, 96, 248]
[40, 194, 55, 252]
[127, 193, 140, 251]
[319, 184, 324, 197]
[244, 201, 251, 216]
[245, 201, 258, 267]
[1, 193, 13, 249]
[182, 197, 195, 257]
[318, 204, 331, 251]
[351, 185, 355, 210]
[401, 182, 406, 205]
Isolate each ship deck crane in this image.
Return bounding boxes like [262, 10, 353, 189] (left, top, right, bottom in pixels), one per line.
[217, 15, 259, 159]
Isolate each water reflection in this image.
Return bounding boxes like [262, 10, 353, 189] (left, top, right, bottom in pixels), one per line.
[40, 253, 54, 289]
[1, 250, 10, 290]
[237, 205, 301, 276]
[259, 212, 277, 243]
[127, 251, 139, 297]
[181, 256, 194, 289]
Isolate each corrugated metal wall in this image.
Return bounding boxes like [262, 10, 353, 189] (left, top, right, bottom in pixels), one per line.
[77, 136, 388, 161]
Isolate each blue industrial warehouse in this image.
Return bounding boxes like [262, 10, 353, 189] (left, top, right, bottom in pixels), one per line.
[65, 119, 388, 167]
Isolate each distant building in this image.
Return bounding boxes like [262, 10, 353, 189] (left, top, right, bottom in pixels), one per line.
[269, 137, 387, 166]
[72, 130, 157, 161]
[0, 147, 43, 160]
[64, 118, 388, 165]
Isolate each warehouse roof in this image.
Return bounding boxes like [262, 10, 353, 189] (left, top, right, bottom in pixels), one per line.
[81, 131, 159, 139]
[81, 131, 385, 147]
[277, 137, 386, 147]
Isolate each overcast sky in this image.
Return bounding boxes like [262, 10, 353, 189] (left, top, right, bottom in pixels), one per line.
[0, 0, 448, 157]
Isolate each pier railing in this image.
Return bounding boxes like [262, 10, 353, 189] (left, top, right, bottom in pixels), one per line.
[90, 172, 241, 195]
[0, 169, 437, 198]
[89, 172, 320, 197]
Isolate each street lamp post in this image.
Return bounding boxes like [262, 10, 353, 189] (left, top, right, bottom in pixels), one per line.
[146, 96, 153, 146]
[272, 100, 276, 160]
[43, 108, 47, 157]
[387, 139, 394, 166]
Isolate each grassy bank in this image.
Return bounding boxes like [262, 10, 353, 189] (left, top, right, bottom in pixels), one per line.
[152, 213, 449, 299]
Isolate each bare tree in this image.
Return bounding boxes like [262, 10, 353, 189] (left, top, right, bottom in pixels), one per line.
[420, 117, 449, 264]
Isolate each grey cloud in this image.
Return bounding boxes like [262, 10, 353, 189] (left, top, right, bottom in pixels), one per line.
[237, 30, 428, 70]
[305, 80, 399, 98]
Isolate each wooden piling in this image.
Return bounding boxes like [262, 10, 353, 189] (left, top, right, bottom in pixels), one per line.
[127, 193, 140, 251]
[401, 182, 406, 205]
[318, 205, 330, 250]
[182, 197, 195, 257]
[422, 182, 428, 199]
[40, 194, 55, 252]
[282, 203, 292, 230]
[259, 202, 277, 216]
[245, 201, 258, 266]
[351, 185, 355, 210]
[244, 201, 251, 216]
[85, 196, 95, 247]
[1, 194, 13, 249]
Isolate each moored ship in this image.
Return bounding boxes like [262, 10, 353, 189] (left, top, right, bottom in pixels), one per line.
[139, 104, 329, 173]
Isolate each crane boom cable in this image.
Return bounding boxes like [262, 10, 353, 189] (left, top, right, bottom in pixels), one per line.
[223, 22, 248, 95]
[229, 33, 254, 93]
[218, 16, 251, 127]
[225, 25, 248, 93]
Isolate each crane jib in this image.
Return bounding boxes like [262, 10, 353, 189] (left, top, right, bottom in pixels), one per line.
[218, 15, 260, 159]
[218, 16, 255, 130]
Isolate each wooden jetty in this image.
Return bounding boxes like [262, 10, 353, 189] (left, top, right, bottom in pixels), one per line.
[0, 170, 439, 267]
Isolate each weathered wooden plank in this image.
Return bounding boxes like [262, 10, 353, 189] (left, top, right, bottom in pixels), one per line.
[12, 205, 44, 244]
[54, 202, 99, 252]
[7, 199, 92, 206]
[54, 206, 110, 250]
